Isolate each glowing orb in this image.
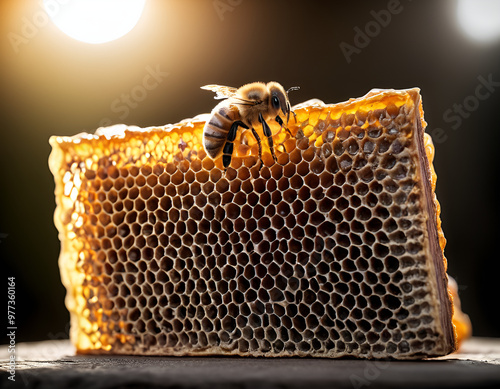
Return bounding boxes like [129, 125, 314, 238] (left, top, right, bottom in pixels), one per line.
[457, 0, 500, 43]
[43, 0, 147, 44]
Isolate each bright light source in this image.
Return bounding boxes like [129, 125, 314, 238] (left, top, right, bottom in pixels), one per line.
[457, 0, 500, 43]
[43, 0, 147, 44]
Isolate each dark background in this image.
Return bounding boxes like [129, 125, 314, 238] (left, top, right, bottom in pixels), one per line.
[1, 0, 499, 344]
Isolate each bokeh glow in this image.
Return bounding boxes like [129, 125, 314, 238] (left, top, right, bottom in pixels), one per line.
[43, 0, 147, 44]
[457, 0, 500, 43]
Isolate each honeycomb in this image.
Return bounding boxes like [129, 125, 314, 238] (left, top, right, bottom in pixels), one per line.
[49, 88, 459, 359]
[448, 276, 472, 346]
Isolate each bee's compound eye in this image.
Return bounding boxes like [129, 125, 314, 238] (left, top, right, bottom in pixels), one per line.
[272, 96, 280, 109]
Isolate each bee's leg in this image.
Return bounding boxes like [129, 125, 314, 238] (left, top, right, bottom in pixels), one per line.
[250, 127, 263, 170]
[275, 115, 285, 132]
[222, 142, 233, 173]
[223, 120, 248, 173]
[275, 115, 293, 137]
[273, 115, 288, 153]
[258, 113, 277, 164]
[275, 115, 284, 129]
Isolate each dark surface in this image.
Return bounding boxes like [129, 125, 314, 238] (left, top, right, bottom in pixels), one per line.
[1, 338, 500, 389]
[0, 0, 500, 344]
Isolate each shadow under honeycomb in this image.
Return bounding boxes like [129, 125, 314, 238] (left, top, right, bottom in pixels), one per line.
[61, 100, 446, 359]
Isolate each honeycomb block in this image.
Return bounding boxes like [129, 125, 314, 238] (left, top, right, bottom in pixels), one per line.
[49, 88, 456, 359]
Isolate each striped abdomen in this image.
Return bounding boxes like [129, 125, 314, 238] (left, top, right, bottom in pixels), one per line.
[203, 101, 241, 159]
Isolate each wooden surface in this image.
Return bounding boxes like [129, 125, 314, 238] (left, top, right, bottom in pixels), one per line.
[1, 337, 500, 388]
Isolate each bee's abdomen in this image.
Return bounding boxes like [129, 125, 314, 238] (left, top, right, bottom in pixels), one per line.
[203, 104, 238, 159]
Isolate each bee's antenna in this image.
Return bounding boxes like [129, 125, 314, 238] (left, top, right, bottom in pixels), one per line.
[286, 86, 300, 95]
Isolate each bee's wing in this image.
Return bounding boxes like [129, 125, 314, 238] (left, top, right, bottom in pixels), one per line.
[201, 84, 238, 100]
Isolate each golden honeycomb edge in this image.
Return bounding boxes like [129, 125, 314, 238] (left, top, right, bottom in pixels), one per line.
[49, 88, 469, 358]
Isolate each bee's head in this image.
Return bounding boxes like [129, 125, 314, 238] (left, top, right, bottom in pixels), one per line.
[267, 82, 300, 124]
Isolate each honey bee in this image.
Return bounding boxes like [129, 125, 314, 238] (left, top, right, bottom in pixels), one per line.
[201, 82, 299, 171]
